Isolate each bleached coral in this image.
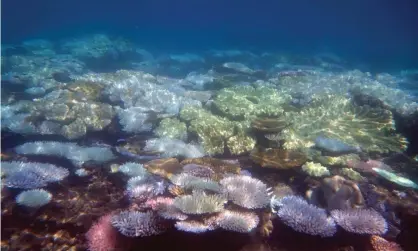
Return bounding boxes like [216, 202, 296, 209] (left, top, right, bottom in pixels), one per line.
[173, 190, 226, 215]
[14, 141, 116, 167]
[169, 173, 222, 193]
[220, 175, 270, 209]
[2, 161, 69, 189]
[215, 210, 260, 233]
[16, 189, 52, 208]
[144, 138, 205, 158]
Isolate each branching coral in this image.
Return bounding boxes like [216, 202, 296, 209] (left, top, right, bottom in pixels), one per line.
[271, 95, 408, 153]
[111, 211, 166, 237]
[173, 190, 226, 215]
[275, 196, 337, 237]
[330, 209, 388, 235]
[154, 118, 188, 141]
[213, 85, 291, 120]
[2, 161, 69, 189]
[179, 105, 255, 155]
[215, 210, 260, 233]
[220, 175, 270, 209]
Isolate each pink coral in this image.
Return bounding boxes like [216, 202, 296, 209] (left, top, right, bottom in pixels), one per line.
[86, 214, 118, 251]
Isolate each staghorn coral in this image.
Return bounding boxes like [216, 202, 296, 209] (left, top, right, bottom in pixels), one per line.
[173, 190, 226, 215]
[126, 176, 166, 202]
[86, 214, 118, 251]
[154, 118, 188, 141]
[144, 197, 188, 221]
[330, 209, 388, 235]
[16, 189, 52, 208]
[213, 85, 291, 120]
[111, 210, 166, 237]
[275, 196, 337, 237]
[271, 95, 408, 153]
[215, 210, 260, 233]
[301, 161, 330, 177]
[2, 161, 69, 189]
[220, 175, 270, 209]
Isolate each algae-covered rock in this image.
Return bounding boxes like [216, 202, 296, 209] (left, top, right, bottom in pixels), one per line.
[213, 85, 291, 120]
[155, 118, 188, 141]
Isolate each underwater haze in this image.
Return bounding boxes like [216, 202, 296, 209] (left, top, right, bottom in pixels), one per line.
[3, 0, 418, 70]
[2, 0, 418, 251]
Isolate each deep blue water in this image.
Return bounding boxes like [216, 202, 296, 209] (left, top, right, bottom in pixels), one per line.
[2, 0, 418, 71]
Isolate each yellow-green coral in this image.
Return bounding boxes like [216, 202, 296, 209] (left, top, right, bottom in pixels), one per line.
[213, 85, 291, 120]
[180, 105, 255, 155]
[180, 105, 235, 155]
[277, 95, 408, 153]
[227, 133, 256, 155]
[155, 118, 188, 140]
[312, 152, 361, 166]
[302, 161, 330, 177]
[341, 168, 365, 182]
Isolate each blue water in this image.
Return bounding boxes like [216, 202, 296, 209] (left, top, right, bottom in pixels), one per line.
[3, 0, 418, 70]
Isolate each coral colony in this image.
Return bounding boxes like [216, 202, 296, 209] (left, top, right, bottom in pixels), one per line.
[1, 34, 418, 251]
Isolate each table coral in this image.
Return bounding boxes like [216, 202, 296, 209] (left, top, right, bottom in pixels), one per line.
[274, 95, 408, 153]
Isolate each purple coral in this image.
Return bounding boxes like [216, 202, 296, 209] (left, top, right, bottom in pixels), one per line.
[276, 196, 337, 237]
[330, 209, 388, 235]
[111, 211, 166, 237]
[2, 161, 69, 189]
[126, 176, 166, 202]
[215, 210, 259, 233]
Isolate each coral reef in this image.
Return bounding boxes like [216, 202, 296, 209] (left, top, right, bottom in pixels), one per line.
[250, 147, 307, 169]
[213, 85, 291, 120]
[301, 161, 330, 177]
[16, 189, 52, 208]
[220, 175, 270, 209]
[330, 209, 388, 235]
[154, 118, 188, 141]
[270, 95, 408, 153]
[111, 210, 166, 237]
[173, 190, 226, 215]
[275, 196, 337, 237]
